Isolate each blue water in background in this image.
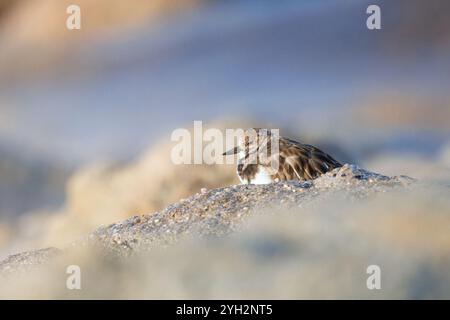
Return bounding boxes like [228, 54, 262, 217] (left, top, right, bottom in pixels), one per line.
[1, 0, 449, 164]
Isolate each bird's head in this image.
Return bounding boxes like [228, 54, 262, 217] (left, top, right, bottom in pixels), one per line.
[222, 128, 276, 156]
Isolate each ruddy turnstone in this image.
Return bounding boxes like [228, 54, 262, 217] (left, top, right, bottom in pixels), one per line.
[223, 128, 342, 184]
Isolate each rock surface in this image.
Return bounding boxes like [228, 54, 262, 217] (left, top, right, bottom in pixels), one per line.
[2, 164, 450, 299]
[0, 247, 61, 276]
[0, 164, 412, 272]
[90, 164, 412, 256]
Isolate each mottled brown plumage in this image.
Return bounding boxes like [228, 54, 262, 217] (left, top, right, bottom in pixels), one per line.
[223, 128, 342, 184]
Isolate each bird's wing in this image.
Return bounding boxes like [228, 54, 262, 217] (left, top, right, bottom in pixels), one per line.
[279, 139, 342, 180]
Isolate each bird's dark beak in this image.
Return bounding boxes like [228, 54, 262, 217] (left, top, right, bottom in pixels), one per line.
[222, 146, 239, 156]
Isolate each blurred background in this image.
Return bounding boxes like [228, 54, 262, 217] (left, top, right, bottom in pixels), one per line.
[0, 0, 449, 259]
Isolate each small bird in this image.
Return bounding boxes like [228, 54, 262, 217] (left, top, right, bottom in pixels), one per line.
[223, 128, 342, 184]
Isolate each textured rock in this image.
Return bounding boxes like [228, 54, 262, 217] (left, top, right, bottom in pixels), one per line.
[89, 164, 413, 256]
[2, 164, 450, 299]
[0, 247, 61, 276]
[0, 164, 413, 270]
